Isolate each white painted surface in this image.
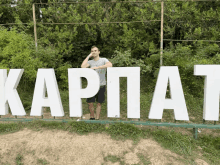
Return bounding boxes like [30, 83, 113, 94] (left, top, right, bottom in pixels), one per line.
[107, 67, 140, 119]
[30, 69, 64, 117]
[0, 69, 25, 116]
[194, 65, 220, 121]
[68, 68, 100, 117]
[149, 66, 189, 121]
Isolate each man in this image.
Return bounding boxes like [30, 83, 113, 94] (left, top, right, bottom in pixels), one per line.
[81, 46, 113, 120]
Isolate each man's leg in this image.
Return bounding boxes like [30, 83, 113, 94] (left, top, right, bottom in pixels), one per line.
[87, 94, 96, 119]
[88, 103, 95, 118]
[96, 85, 105, 120]
[96, 103, 101, 120]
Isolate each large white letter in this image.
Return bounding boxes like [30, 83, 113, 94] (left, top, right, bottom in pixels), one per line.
[0, 69, 25, 116]
[68, 68, 100, 117]
[30, 69, 64, 117]
[149, 66, 189, 121]
[107, 67, 140, 118]
[194, 65, 220, 121]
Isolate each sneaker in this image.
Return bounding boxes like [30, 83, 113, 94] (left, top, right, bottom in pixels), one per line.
[90, 118, 95, 120]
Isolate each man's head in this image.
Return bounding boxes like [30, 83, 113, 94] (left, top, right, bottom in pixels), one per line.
[91, 46, 100, 59]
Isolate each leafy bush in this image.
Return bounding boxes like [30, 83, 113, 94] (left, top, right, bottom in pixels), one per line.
[0, 26, 68, 90]
[109, 49, 153, 76]
[0, 26, 43, 87]
[162, 42, 220, 97]
[56, 62, 72, 90]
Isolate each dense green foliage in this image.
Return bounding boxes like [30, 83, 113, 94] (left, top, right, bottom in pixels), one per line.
[0, 0, 220, 97]
[0, 2, 220, 164]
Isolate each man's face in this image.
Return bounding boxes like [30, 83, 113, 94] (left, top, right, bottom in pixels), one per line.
[91, 47, 100, 57]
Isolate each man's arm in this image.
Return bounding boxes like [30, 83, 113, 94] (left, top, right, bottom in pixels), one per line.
[81, 53, 92, 68]
[98, 62, 113, 69]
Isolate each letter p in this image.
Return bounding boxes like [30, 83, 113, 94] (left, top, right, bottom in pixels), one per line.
[68, 68, 100, 117]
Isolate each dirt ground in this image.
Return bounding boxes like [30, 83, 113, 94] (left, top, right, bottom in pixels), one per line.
[0, 111, 212, 165]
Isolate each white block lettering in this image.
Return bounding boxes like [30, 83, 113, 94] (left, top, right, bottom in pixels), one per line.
[0, 69, 25, 116]
[149, 66, 189, 121]
[30, 69, 64, 117]
[68, 68, 100, 117]
[107, 67, 140, 118]
[194, 65, 220, 121]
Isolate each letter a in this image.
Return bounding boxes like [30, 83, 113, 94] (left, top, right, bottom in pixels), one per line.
[149, 66, 189, 121]
[30, 69, 64, 117]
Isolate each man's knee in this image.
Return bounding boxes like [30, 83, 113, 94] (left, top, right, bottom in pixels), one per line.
[88, 103, 93, 106]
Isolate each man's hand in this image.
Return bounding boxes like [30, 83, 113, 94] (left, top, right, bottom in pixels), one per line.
[88, 53, 93, 58]
[88, 53, 95, 58]
[90, 67, 99, 70]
